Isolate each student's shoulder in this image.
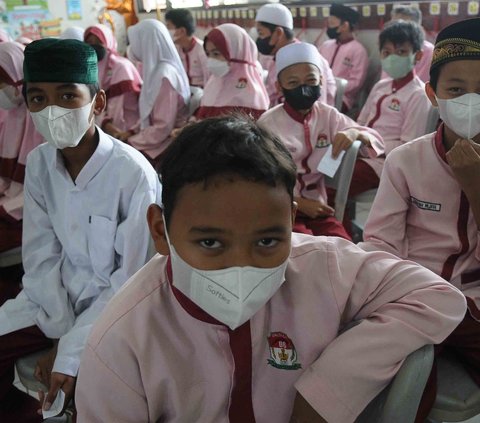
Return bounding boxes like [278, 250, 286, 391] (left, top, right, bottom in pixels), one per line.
[386, 132, 436, 165]
[25, 142, 56, 174]
[87, 254, 170, 349]
[257, 103, 286, 123]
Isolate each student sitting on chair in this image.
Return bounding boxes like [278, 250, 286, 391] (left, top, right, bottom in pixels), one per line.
[255, 3, 336, 108]
[258, 42, 384, 239]
[165, 8, 209, 89]
[351, 20, 433, 198]
[0, 39, 160, 422]
[75, 114, 466, 423]
[359, 18, 480, 421]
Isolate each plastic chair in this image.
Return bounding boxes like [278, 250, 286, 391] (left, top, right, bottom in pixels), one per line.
[356, 344, 434, 423]
[0, 246, 22, 267]
[325, 140, 362, 222]
[188, 86, 203, 117]
[334, 77, 348, 111]
[427, 351, 480, 422]
[15, 350, 74, 422]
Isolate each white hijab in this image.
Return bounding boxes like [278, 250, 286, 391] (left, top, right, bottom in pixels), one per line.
[127, 19, 190, 129]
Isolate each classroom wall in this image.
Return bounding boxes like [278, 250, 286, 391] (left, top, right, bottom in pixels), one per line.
[48, 0, 104, 32]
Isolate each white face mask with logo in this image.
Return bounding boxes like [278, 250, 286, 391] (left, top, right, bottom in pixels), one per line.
[381, 53, 416, 80]
[0, 85, 22, 110]
[30, 96, 96, 149]
[436, 93, 480, 140]
[206, 58, 230, 78]
[164, 222, 288, 330]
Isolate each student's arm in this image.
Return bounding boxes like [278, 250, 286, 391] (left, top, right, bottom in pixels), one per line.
[356, 84, 376, 126]
[76, 343, 149, 422]
[343, 46, 369, 97]
[295, 237, 466, 423]
[359, 150, 410, 258]
[324, 63, 337, 107]
[446, 139, 480, 230]
[128, 79, 184, 153]
[20, 152, 76, 337]
[400, 90, 433, 144]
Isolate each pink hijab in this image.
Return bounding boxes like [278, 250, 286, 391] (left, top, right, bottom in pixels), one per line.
[196, 23, 269, 120]
[84, 24, 142, 99]
[0, 42, 43, 184]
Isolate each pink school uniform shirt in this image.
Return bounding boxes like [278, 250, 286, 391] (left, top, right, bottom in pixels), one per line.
[319, 38, 369, 110]
[361, 127, 480, 316]
[357, 71, 432, 177]
[75, 233, 466, 423]
[176, 36, 209, 88]
[258, 101, 383, 204]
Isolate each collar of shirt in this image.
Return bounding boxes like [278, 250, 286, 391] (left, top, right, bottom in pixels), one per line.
[166, 257, 226, 326]
[183, 37, 197, 54]
[392, 70, 415, 92]
[336, 35, 355, 45]
[283, 100, 313, 124]
[53, 126, 114, 190]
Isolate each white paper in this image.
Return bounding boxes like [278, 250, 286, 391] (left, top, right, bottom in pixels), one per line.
[316, 145, 346, 178]
[42, 389, 65, 419]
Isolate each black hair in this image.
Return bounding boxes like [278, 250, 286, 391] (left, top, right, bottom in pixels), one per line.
[160, 115, 297, 227]
[165, 9, 195, 36]
[429, 66, 440, 91]
[22, 82, 100, 104]
[258, 21, 294, 41]
[391, 5, 422, 25]
[379, 20, 424, 53]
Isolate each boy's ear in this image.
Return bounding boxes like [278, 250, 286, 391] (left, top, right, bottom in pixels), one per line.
[275, 80, 283, 96]
[94, 89, 107, 115]
[414, 50, 423, 64]
[425, 82, 438, 107]
[147, 204, 170, 255]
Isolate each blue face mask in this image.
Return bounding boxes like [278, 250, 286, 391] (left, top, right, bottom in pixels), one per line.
[381, 53, 416, 79]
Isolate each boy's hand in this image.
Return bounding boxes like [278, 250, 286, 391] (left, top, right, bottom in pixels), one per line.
[290, 393, 328, 423]
[38, 372, 76, 416]
[298, 198, 335, 219]
[34, 342, 58, 387]
[116, 130, 133, 142]
[446, 138, 480, 195]
[332, 129, 370, 158]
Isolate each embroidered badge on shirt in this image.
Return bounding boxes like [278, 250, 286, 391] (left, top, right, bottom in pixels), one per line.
[342, 57, 354, 68]
[236, 78, 248, 89]
[267, 332, 302, 370]
[316, 134, 330, 148]
[410, 196, 442, 212]
[388, 98, 401, 112]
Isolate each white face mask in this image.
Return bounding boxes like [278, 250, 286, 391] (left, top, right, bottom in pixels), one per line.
[436, 93, 480, 140]
[0, 85, 22, 110]
[168, 29, 178, 42]
[206, 58, 230, 78]
[165, 223, 288, 330]
[381, 53, 416, 80]
[30, 97, 96, 149]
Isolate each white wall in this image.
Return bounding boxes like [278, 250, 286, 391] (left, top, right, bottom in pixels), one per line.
[47, 0, 104, 32]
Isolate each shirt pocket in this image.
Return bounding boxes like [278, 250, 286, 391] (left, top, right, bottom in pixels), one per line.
[88, 215, 117, 282]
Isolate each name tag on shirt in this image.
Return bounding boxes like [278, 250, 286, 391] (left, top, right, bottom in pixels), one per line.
[410, 196, 442, 212]
[317, 145, 345, 178]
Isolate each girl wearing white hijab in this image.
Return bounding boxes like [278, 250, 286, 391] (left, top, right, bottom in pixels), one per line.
[126, 19, 190, 166]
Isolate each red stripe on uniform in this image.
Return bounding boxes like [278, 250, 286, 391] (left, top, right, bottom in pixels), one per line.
[441, 191, 470, 281]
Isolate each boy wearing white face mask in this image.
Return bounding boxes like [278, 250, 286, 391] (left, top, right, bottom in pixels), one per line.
[351, 20, 432, 197]
[75, 115, 466, 423]
[359, 18, 480, 420]
[0, 39, 160, 422]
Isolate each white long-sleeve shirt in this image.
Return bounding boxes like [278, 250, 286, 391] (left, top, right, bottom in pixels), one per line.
[0, 127, 161, 376]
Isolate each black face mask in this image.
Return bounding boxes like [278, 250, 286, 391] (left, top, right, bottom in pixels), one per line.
[91, 44, 107, 61]
[256, 36, 274, 55]
[283, 85, 321, 111]
[326, 26, 340, 39]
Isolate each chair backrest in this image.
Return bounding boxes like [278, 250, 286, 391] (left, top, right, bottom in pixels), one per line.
[188, 86, 203, 117]
[425, 106, 440, 134]
[0, 246, 22, 267]
[356, 344, 434, 423]
[325, 140, 362, 222]
[334, 77, 348, 111]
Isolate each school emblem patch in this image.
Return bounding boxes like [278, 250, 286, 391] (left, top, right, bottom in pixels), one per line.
[267, 332, 302, 370]
[388, 98, 401, 112]
[316, 134, 330, 148]
[236, 77, 248, 89]
[342, 57, 354, 68]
